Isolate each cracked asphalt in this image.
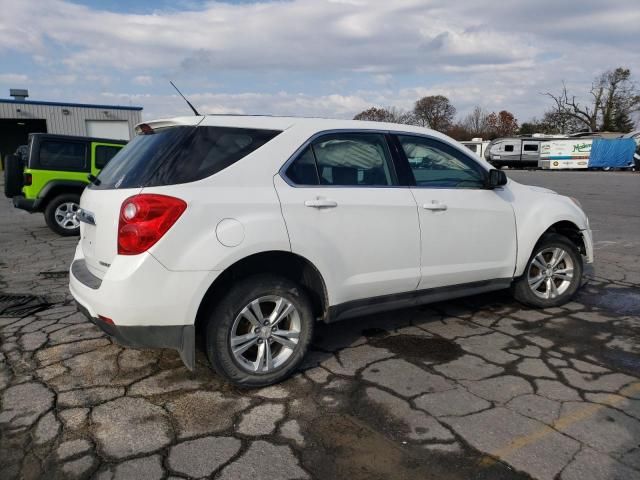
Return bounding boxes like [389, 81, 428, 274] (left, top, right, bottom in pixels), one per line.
[1, 170, 639, 480]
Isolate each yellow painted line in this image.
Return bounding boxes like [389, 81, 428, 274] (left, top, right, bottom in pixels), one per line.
[480, 381, 640, 467]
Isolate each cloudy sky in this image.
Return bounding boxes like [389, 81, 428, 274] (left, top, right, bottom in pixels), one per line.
[0, 0, 637, 122]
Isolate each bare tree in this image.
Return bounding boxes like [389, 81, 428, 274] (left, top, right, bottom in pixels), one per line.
[462, 106, 491, 137]
[413, 95, 456, 131]
[544, 67, 639, 132]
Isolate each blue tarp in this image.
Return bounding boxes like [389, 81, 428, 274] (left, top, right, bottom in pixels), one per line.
[588, 138, 636, 168]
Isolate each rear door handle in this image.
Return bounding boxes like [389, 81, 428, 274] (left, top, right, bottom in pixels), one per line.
[305, 199, 338, 208]
[423, 202, 448, 211]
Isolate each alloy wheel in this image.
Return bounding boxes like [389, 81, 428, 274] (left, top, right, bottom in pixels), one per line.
[527, 247, 574, 300]
[229, 295, 301, 373]
[54, 202, 80, 230]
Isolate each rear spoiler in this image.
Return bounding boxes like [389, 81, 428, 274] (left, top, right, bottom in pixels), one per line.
[134, 116, 204, 135]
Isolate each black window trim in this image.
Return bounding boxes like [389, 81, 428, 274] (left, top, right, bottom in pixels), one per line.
[391, 133, 491, 190]
[279, 129, 411, 189]
[37, 139, 89, 172]
[93, 144, 123, 170]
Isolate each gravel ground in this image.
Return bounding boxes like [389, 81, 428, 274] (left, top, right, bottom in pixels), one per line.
[1, 171, 639, 480]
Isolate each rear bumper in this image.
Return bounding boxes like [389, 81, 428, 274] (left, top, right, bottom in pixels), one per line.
[12, 195, 41, 212]
[69, 246, 219, 370]
[75, 300, 196, 369]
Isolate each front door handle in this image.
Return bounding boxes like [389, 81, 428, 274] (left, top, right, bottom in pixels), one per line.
[423, 202, 448, 211]
[305, 199, 338, 208]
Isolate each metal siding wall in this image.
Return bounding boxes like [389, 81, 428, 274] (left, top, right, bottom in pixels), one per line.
[0, 102, 142, 139]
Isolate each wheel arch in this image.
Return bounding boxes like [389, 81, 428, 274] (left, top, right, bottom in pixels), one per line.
[38, 180, 87, 208]
[194, 250, 329, 341]
[516, 219, 586, 276]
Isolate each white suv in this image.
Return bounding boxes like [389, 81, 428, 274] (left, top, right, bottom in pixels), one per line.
[69, 115, 593, 387]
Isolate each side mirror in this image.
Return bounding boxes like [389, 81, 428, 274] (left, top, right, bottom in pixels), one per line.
[487, 169, 507, 188]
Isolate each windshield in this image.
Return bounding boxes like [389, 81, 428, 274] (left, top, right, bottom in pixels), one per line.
[92, 126, 281, 189]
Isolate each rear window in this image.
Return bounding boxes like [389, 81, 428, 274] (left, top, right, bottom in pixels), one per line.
[92, 126, 281, 189]
[39, 141, 86, 171]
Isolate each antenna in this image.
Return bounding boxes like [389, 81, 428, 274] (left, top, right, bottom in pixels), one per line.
[169, 81, 200, 116]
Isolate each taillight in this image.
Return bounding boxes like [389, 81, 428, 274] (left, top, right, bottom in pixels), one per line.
[118, 194, 187, 255]
[98, 315, 114, 325]
[23, 173, 32, 186]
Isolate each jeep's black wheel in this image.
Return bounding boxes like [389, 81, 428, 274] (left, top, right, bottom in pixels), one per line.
[44, 194, 81, 236]
[206, 274, 314, 387]
[4, 155, 24, 198]
[512, 233, 583, 308]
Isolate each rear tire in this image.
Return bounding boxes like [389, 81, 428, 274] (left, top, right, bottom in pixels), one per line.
[206, 274, 314, 387]
[512, 233, 583, 308]
[4, 155, 24, 198]
[44, 194, 81, 236]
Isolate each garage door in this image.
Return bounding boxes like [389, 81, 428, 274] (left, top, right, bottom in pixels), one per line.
[85, 120, 130, 140]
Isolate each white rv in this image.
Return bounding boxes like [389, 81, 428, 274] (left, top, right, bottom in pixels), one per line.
[460, 138, 490, 159]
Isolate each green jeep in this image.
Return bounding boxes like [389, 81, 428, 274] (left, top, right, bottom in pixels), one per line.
[4, 133, 126, 236]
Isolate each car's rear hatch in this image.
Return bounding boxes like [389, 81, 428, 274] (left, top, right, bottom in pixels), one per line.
[78, 116, 284, 278]
[79, 117, 203, 278]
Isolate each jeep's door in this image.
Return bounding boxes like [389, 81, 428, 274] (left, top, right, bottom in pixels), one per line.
[274, 132, 421, 307]
[394, 134, 517, 289]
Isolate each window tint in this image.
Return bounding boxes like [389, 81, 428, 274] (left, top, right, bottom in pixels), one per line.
[523, 144, 538, 152]
[465, 144, 478, 153]
[94, 145, 123, 169]
[39, 141, 86, 171]
[397, 135, 486, 189]
[504, 144, 515, 152]
[285, 146, 319, 185]
[311, 133, 394, 186]
[93, 126, 281, 189]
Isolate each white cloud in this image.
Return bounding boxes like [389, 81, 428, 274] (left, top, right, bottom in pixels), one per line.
[133, 75, 153, 86]
[0, 73, 29, 84]
[0, 0, 637, 124]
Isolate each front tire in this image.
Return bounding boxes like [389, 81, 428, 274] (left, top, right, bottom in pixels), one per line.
[206, 274, 314, 387]
[44, 194, 81, 236]
[512, 233, 583, 308]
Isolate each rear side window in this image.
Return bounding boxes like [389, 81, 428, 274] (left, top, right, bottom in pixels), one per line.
[94, 145, 122, 169]
[39, 141, 86, 171]
[285, 132, 395, 186]
[285, 147, 320, 185]
[523, 144, 538, 152]
[93, 126, 281, 189]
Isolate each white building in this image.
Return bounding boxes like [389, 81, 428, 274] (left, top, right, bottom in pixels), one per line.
[0, 89, 142, 160]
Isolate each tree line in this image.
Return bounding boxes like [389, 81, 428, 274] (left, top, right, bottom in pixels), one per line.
[353, 67, 639, 140]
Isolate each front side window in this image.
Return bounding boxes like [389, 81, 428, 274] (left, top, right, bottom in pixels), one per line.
[523, 144, 538, 152]
[94, 145, 123, 169]
[504, 144, 515, 152]
[39, 141, 86, 171]
[397, 135, 487, 188]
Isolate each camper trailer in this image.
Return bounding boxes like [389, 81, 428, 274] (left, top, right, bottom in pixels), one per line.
[484, 137, 546, 169]
[460, 138, 490, 159]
